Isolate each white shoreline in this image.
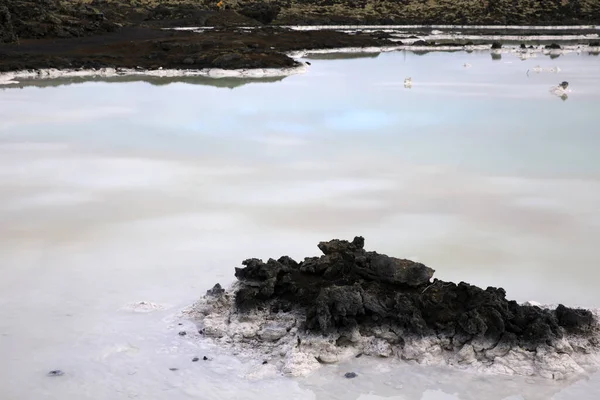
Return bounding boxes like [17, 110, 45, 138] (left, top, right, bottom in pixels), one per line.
[285, 24, 600, 31]
[289, 43, 600, 57]
[0, 65, 308, 86]
[179, 26, 600, 41]
[286, 45, 404, 58]
[170, 24, 600, 31]
[398, 33, 600, 42]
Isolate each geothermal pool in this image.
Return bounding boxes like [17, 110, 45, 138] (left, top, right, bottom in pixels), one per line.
[0, 48, 599, 399]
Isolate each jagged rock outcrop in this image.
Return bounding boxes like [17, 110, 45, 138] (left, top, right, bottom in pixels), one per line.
[232, 237, 592, 347]
[186, 237, 600, 379]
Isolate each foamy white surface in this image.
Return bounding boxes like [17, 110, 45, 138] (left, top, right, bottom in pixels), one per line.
[0, 50, 599, 400]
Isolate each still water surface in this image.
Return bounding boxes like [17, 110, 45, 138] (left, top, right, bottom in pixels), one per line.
[1, 50, 599, 400]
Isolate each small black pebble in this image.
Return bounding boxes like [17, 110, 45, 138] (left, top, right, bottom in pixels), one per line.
[262, 361, 268, 364]
[47, 370, 64, 377]
[178, 323, 182, 326]
[192, 357, 199, 362]
[203, 356, 208, 361]
[355, 353, 363, 358]
[306, 61, 311, 65]
[178, 331, 186, 336]
[169, 368, 178, 371]
[198, 329, 204, 335]
[344, 372, 357, 379]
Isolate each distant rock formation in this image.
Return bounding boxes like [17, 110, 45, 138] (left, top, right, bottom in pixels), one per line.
[0, 0, 116, 43]
[186, 237, 600, 379]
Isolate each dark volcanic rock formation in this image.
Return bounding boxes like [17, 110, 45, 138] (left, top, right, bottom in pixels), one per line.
[189, 237, 600, 379]
[233, 237, 594, 350]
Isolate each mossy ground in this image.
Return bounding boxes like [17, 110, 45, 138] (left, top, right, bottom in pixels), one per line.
[67, 0, 600, 26]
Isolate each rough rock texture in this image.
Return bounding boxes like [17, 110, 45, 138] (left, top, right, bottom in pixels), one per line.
[274, 0, 600, 25]
[0, 0, 117, 43]
[186, 237, 600, 379]
[237, 2, 281, 24]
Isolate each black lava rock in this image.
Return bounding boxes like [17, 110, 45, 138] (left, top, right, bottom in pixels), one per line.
[192, 357, 200, 362]
[203, 356, 208, 361]
[345, 372, 358, 378]
[556, 303, 592, 330]
[228, 237, 596, 350]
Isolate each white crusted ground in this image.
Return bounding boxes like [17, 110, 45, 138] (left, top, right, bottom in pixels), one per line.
[289, 44, 600, 59]
[182, 284, 600, 380]
[175, 25, 600, 31]
[0, 64, 308, 86]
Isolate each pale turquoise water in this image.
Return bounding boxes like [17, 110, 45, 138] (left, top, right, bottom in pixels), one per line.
[0, 50, 599, 400]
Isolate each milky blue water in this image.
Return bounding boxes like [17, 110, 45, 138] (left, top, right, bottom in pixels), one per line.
[1, 49, 599, 400]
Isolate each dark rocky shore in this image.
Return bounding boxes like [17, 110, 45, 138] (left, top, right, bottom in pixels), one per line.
[1, 0, 599, 73]
[0, 27, 390, 72]
[188, 237, 600, 379]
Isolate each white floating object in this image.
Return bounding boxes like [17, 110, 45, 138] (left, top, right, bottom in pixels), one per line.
[120, 301, 166, 313]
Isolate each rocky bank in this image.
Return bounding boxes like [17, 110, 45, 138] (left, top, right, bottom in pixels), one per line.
[0, 27, 393, 73]
[185, 237, 600, 379]
[2, 0, 600, 45]
[1, 1, 599, 74]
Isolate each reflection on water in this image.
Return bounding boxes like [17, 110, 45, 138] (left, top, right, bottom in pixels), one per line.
[0, 50, 599, 400]
[305, 52, 381, 60]
[2, 74, 287, 90]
